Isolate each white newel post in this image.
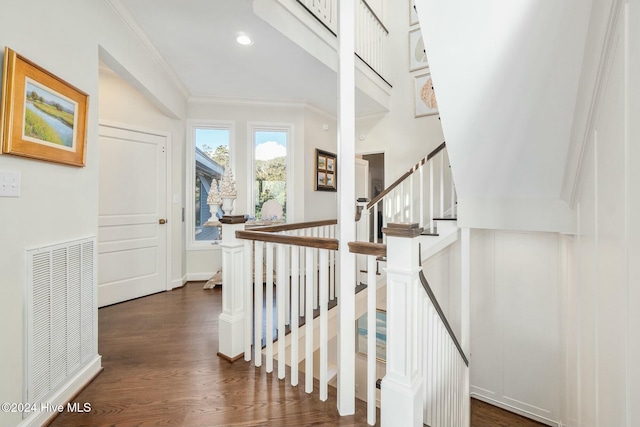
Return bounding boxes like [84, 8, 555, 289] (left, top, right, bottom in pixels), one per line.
[217, 215, 248, 362]
[381, 222, 424, 427]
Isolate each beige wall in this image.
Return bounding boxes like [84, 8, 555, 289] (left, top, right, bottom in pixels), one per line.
[0, 1, 186, 425]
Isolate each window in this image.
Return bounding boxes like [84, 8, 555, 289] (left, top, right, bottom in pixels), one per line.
[187, 121, 233, 249]
[250, 126, 291, 220]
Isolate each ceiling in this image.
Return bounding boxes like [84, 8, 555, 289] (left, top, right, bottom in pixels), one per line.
[112, 0, 342, 113]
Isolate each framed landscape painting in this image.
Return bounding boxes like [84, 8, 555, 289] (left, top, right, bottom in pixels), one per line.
[1, 47, 89, 167]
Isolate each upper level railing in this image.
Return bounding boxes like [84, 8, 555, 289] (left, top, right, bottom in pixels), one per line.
[365, 142, 456, 244]
[297, 0, 388, 80]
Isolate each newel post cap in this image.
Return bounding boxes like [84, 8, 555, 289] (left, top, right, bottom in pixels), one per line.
[382, 222, 423, 238]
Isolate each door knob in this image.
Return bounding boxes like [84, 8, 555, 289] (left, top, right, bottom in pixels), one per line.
[159, 219, 167, 224]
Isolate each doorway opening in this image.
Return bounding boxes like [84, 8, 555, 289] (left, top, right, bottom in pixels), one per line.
[361, 152, 384, 241]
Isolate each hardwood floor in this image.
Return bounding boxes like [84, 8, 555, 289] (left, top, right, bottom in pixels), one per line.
[48, 282, 372, 427]
[470, 398, 547, 427]
[48, 282, 547, 427]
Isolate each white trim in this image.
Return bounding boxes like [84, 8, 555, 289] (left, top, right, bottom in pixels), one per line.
[186, 119, 235, 251]
[18, 356, 102, 427]
[171, 278, 186, 289]
[186, 272, 217, 282]
[470, 394, 559, 427]
[247, 122, 294, 221]
[164, 132, 173, 291]
[563, 0, 624, 206]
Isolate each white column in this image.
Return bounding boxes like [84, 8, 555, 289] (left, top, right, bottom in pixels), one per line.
[337, 0, 356, 416]
[218, 216, 248, 362]
[382, 222, 424, 427]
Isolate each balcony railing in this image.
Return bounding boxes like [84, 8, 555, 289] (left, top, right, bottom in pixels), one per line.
[297, 0, 388, 79]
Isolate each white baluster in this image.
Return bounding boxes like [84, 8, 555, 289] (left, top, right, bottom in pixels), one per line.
[319, 248, 329, 401]
[410, 169, 415, 223]
[291, 243, 299, 387]
[329, 226, 335, 300]
[439, 152, 445, 218]
[373, 204, 379, 244]
[313, 228, 319, 309]
[305, 246, 314, 393]
[245, 240, 253, 362]
[430, 160, 434, 231]
[450, 163, 455, 218]
[254, 241, 264, 366]
[265, 242, 274, 373]
[367, 255, 376, 425]
[277, 244, 286, 380]
[420, 163, 425, 229]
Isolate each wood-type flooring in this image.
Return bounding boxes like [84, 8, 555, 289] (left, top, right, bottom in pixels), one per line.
[48, 282, 547, 427]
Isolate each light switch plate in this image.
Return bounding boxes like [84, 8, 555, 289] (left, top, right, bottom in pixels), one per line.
[0, 171, 20, 197]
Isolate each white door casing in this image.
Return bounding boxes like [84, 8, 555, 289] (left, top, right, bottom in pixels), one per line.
[97, 123, 169, 307]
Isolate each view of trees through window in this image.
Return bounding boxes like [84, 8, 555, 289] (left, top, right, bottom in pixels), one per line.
[194, 128, 229, 241]
[254, 130, 287, 220]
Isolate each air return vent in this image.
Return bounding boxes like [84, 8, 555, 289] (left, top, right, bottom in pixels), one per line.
[26, 237, 96, 411]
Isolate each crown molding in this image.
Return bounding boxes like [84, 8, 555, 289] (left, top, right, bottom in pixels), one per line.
[189, 96, 333, 116]
[105, 0, 191, 99]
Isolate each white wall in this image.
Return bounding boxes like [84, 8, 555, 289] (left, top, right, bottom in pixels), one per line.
[416, 0, 590, 233]
[185, 101, 337, 276]
[566, 2, 640, 426]
[98, 66, 186, 288]
[355, 0, 444, 183]
[470, 230, 562, 426]
[0, 2, 186, 426]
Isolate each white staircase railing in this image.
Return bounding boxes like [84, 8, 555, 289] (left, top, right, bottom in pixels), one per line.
[419, 270, 469, 427]
[297, 0, 387, 78]
[368, 142, 456, 243]
[350, 222, 469, 426]
[236, 220, 338, 399]
[222, 144, 466, 426]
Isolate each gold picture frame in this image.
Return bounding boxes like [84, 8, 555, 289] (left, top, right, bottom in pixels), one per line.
[1, 47, 89, 167]
[315, 148, 337, 192]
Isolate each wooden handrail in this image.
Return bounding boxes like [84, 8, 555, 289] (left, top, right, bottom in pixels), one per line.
[347, 241, 387, 257]
[366, 142, 446, 210]
[419, 270, 468, 366]
[236, 230, 339, 250]
[247, 219, 337, 233]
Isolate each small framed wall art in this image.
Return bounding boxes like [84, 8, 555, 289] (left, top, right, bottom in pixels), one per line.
[315, 148, 337, 192]
[409, 28, 429, 72]
[1, 47, 89, 167]
[409, 0, 419, 25]
[414, 72, 439, 118]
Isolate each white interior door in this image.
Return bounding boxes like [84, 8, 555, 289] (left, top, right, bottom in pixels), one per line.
[98, 124, 168, 307]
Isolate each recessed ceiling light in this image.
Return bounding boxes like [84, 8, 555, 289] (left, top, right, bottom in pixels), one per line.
[236, 33, 253, 46]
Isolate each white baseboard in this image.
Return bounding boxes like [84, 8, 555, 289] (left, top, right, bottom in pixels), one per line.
[171, 276, 187, 289]
[186, 272, 215, 282]
[470, 393, 559, 427]
[18, 355, 102, 427]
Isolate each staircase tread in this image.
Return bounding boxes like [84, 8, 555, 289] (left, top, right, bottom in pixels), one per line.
[433, 216, 457, 221]
[421, 228, 439, 236]
[259, 283, 369, 348]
